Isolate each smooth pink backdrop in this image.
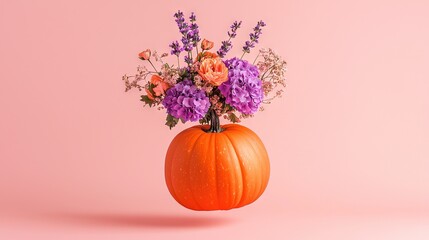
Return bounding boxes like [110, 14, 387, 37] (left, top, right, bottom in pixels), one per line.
[1, 0, 429, 239]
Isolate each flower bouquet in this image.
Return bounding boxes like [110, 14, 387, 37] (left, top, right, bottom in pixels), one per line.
[123, 11, 286, 210]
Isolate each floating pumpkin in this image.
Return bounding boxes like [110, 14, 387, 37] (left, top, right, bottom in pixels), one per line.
[165, 121, 270, 211]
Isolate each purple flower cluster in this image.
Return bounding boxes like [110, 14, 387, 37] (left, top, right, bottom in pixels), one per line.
[219, 58, 264, 114]
[173, 10, 200, 57]
[174, 10, 191, 52]
[174, 11, 187, 34]
[184, 55, 192, 65]
[162, 79, 210, 122]
[189, 12, 201, 47]
[217, 21, 242, 58]
[169, 41, 182, 56]
[243, 21, 266, 53]
[123, 9, 287, 130]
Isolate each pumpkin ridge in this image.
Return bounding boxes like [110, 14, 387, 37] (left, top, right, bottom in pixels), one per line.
[242, 126, 270, 197]
[224, 129, 261, 207]
[213, 134, 221, 209]
[217, 133, 242, 209]
[241, 128, 270, 199]
[193, 132, 217, 210]
[165, 136, 180, 201]
[210, 133, 220, 209]
[228, 127, 269, 201]
[168, 128, 205, 210]
[186, 130, 207, 210]
[222, 132, 246, 209]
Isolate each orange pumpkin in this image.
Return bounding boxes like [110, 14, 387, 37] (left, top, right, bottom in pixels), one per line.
[165, 124, 270, 210]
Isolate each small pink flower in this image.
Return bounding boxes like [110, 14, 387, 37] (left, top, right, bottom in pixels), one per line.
[138, 49, 151, 60]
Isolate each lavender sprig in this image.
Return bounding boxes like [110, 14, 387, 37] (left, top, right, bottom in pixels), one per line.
[174, 10, 200, 66]
[217, 21, 242, 58]
[242, 20, 266, 58]
[169, 41, 182, 56]
[174, 10, 188, 35]
[169, 40, 182, 68]
[189, 12, 201, 49]
[184, 55, 193, 65]
[174, 11, 192, 52]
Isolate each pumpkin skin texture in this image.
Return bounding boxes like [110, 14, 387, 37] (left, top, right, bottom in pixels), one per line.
[165, 124, 270, 211]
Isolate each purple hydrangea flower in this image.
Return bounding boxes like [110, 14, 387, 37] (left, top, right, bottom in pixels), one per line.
[219, 58, 264, 114]
[162, 79, 210, 122]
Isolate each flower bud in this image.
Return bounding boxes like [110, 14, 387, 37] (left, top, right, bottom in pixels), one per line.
[201, 39, 214, 50]
[145, 87, 154, 100]
[138, 49, 151, 60]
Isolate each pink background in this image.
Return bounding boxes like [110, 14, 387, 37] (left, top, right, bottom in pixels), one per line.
[1, 0, 429, 239]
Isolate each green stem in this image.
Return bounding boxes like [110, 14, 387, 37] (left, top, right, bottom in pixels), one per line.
[205, 109, 222, 133]
[240, 51, 246, 59]
[261, 65, 275, 79]
[147, 59, 159, 73]
[187, 52, 192, 66]
[253, 51, 260, 64]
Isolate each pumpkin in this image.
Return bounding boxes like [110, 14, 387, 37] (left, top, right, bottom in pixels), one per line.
[165, 124, 270, 210]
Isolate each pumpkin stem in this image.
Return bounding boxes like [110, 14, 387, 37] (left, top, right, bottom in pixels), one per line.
[206, 109, 223, 133]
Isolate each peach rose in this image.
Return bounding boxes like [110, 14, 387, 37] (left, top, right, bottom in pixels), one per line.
[198, 57, 228, 86]
[150, 75, 169, 96]
[201, 39, 214, 50]
[138, 49, 151, 60]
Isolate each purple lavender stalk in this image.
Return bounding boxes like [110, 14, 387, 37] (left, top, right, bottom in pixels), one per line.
[169, 41, 182, 56]
[173, 10, 200, 65]
[174, 10, 188, 35]
[242, 20, 266, 55]
[173, 11, 193, 52]
[189, 12, 201, 48]
[184, 55, 193, 65]
[217, 21, 242, 58]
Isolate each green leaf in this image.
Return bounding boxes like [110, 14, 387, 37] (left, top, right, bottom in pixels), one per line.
[165, 114, 179, 129]
[140, 95, 155, 107]
[228, 112, 240, 123]
[199, 111, 210, 125]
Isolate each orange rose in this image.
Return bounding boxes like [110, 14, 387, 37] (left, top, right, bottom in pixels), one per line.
[150, 75, 169, 96]
[198, 57, 228, 86]
[201, 39, 214, 50]
[150, 74, 163, 85]
[138, 49, 151, 60]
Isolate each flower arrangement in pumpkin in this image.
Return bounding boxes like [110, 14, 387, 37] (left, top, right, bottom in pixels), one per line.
[123, 11, 287, 131]
[123, 11, 287, 211]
